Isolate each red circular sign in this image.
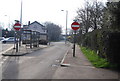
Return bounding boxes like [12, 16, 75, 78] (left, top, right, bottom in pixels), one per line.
[13, 22, 21, 30]
[71, 22, 80, 30]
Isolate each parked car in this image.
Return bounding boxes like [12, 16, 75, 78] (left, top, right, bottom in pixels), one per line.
[2, 37, 15, 43]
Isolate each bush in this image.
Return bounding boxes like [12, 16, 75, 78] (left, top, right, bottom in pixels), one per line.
[78, 29, 120, 70]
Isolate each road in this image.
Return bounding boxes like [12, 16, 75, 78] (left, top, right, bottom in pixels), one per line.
[0, 43, 14, 64]
[0, 43, 14, 63]
[2, 42, 70, 79]
[0, 43, 14, 80]
[0, 43, 14, 54]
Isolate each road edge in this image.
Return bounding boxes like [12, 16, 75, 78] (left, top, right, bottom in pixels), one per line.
[60, 44, 71, 66]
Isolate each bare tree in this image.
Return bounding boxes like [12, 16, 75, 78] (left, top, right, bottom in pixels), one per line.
[44, 22, 62, 41]
[75, 1, 104, 33]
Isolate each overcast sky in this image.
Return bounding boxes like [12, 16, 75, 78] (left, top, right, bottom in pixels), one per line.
[0, 0, 107, 33]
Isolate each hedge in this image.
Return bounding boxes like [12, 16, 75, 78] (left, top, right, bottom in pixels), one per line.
[77, 29, 120, 67]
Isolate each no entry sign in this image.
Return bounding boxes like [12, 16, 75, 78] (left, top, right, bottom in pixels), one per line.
[71, 22, 80, 30]
[13, 22, 21, 31]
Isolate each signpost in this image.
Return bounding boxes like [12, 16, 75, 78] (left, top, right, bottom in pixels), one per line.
[71, 21, 80, 57]
[13, 21, 21, 52]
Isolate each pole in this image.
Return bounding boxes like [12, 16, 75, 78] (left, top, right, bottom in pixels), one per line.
[19, 0, 22, 46]
[61, 10, 68, 44]
[65, 10, 68, 44]
[16, 31, 18, 52]
[73, 30, 76, 57]
[20, 0, 22, 24]
[30, 31, 32, 49]
[13, 31, 16, 49]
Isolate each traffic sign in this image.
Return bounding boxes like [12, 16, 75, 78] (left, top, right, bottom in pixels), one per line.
[13, 22, 21, 30]
[71, 22, 80, 30]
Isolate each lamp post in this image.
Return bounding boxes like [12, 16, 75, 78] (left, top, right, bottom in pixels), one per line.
[61, 10, 68, 44]
[19, 0, 23, 46]
[4, 15, 10, 29]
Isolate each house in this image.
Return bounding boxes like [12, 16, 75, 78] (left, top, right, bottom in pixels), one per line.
[22, 21, 48, 45]
[23, 21, 46, 33]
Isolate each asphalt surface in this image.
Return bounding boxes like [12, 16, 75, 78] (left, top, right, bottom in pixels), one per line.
[2, 42, 70, 79]
[1, 43, 14, 52]
[2, 42, 119, 80]
[0, 43, 14, 68]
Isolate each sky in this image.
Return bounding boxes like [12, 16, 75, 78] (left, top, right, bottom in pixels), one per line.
[0, 0, 107, 34]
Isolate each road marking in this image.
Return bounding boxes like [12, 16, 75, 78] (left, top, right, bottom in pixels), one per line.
[0, 45, 14, 67]
[3, 58, 7, 61]
[0, 45, 14, 55]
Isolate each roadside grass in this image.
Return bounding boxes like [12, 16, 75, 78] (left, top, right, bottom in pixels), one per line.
[80, 46, 111, 68]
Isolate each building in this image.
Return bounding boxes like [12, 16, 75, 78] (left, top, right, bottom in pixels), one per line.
[23, 21, 46, 33]
[22, 21, 48, 45]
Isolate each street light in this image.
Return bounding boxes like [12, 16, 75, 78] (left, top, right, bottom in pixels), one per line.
[4, 15, 10, 29]
[61, 10, 68, 44]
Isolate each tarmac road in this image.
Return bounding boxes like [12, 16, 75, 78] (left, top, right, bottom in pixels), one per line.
[2, 41, 70, 79]
[0, 43, 14, 63]
[0, 43, 14, 54]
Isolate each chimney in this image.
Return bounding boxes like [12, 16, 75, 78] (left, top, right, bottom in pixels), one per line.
[28, 21, 30, 25]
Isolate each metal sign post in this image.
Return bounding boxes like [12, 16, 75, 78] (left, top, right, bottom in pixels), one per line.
[16, 31, 19, 52]
[73, 30, 76, 57]
[13, 20, 21, 52]
[71, 21, 80, 57]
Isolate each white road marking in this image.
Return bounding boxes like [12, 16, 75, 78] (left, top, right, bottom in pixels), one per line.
[0, 45, 14, 54]
[0, 45, 14, 67]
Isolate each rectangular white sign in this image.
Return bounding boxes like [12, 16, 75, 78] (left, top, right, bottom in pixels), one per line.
[72, 25, 79, 27]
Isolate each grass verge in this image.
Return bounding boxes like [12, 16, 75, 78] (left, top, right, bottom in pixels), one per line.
[80, 46, 111, 68]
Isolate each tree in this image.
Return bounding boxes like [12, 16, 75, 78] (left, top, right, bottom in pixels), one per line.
[75, 1, 104, 33]
[2, 28, 14, 37]
[75, 1, 91, 33]
[103, 2, 120, 31]
[45, 22, 62, 41]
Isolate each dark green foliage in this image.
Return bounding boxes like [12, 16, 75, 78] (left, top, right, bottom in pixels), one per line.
[104, 2, 120, 30]
[78, 30, 119, 70]
[75, 1, 120, 71]
[2, 28, 15, 37]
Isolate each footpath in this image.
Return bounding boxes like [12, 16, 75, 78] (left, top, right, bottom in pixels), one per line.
[2, 45, 48, 56]
[53, 44, 119, 80]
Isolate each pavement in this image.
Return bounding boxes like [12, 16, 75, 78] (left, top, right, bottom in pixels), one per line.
[53, 44, 119, 80]
[2, 44, 48, 56]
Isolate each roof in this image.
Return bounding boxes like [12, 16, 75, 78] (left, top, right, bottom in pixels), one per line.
[28, 21, 46, 30]
[29, 21, 45, 27]
[23, 21, 47, 34]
